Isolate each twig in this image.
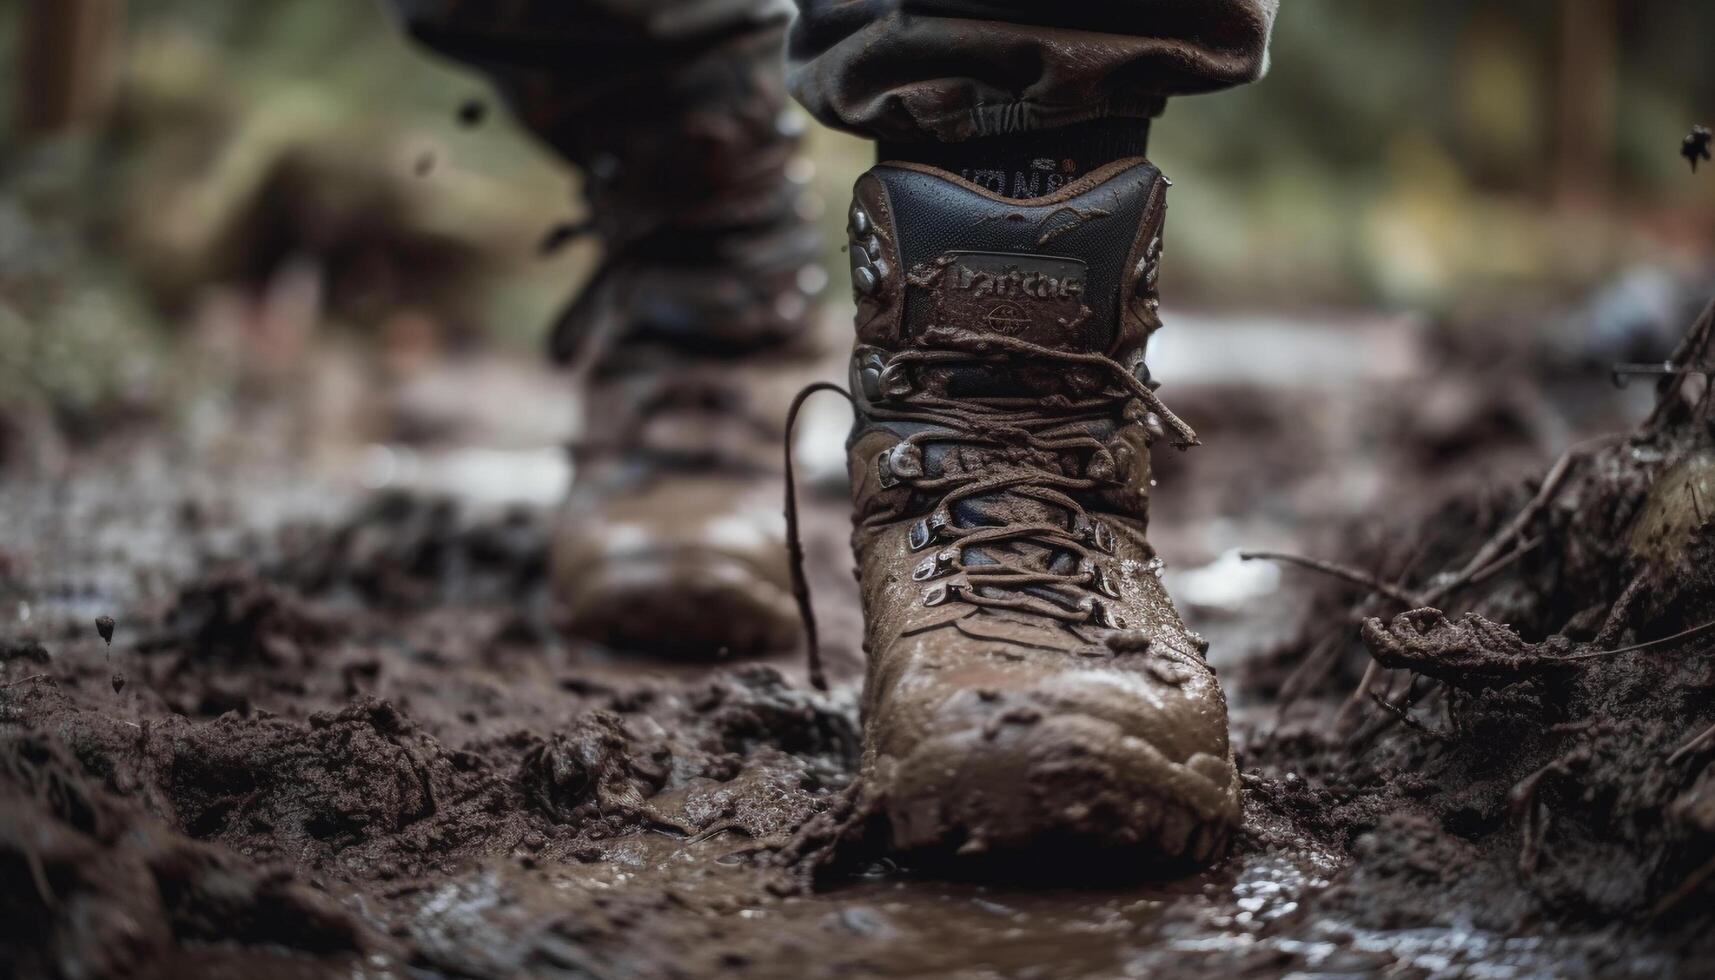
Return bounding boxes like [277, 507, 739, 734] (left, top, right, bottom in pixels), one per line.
[1238, 551, 1429, 729]
[1431, 436, 1617, 601]
[1337, 660, 1385, 732]
[1646, 295, 1715, 429]
[1654, 851, 1715, 917]
[1349, 673, 1433, 750]
[1, 673, 48, 688]
[1512, 761, 1555, 875]
[1666, 720, 1715, 766]
[1594, 570, 1651, 647]
[1366, 688, 1445, 740]
[1275, 633, 1343, 715]
[1566, 617, 1715, 660]
[1460, 536, 1542, 591]
[24, 848, 54, 909]
[682, 821, 755, 845]
[1239, 551, 1424, 607]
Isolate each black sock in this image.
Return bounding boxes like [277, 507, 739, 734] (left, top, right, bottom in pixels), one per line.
[879, 118, 1151, 199]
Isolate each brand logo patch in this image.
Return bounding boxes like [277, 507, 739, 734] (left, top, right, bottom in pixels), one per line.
[920, 252, 1092, 351]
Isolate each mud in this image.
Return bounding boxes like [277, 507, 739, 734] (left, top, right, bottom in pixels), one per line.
[3, 306, 1714, 977]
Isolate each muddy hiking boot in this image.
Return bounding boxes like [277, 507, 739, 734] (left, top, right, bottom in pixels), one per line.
[552, 342, 825, 658]
[548, 149, 828, 657]
[832, 158, 1241, 868]
[395, 0, 827, 657]
[546, 118, 826, 658]
[394, 2, 830, 657]
[499, 23, 826, 658]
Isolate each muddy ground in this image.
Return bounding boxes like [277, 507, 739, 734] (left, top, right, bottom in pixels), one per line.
[4, 304, 1715, 979]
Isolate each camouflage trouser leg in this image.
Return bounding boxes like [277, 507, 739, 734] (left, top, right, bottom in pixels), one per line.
[787, 0, 1279, 142]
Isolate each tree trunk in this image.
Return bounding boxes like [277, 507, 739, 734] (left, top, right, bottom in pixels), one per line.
[1554, 0, 1616, 209]
[17, 0, 125, 137]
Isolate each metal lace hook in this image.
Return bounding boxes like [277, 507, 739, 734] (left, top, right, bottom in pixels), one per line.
[784, 381, 854, 692]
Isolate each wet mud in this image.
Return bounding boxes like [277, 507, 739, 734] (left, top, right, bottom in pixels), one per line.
[4, 308, 1715, 977]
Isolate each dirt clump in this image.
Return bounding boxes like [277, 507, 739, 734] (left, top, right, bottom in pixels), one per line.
[519, 710, 674, 828]
[0, 731, 386, 978]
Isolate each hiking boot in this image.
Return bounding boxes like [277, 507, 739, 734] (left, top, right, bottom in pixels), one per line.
[535, 30, 827, 658]
[551, 338, 827, 658]
[839, 159, 1241, 866]
[394, 4, 826, 656]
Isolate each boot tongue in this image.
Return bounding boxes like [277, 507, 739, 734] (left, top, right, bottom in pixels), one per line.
[946, 462, 1086, 609]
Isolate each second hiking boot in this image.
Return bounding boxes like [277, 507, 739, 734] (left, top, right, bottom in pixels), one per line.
[841, 158, 1241, 868]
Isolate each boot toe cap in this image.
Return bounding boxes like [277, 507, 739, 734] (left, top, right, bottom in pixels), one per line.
[869, 654, 1240, 868]
[552, 474, 803, 658]
[559, 550, 801, 657]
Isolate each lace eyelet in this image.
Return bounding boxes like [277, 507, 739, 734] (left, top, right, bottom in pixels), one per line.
[912, 548, 957, 581]
[908, 513, 949, 551]
[908, 519, 933, 550]
[1127, 350, 1152, 386]
[923, 580, 964, 607]
[879, 362, 914, 400]
[853, 265, 878, 295]
[1091, 521, 1116, 555]
[855, 350, 886, 401]
[876, 453, 898, 489]
[887, 442, 923, 480]
[1082, 598, 1123, 629]
[1089, 563, 1121, 599]
[1141, 412, 1166, 441]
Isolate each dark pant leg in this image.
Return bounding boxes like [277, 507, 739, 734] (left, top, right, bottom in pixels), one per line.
[385, 0, 798, 232]
[787, 0, 1277, 142]
[385, 0, 821, 357]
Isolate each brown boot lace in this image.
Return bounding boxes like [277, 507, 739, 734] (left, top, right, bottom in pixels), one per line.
[784, 332, 1196, 691]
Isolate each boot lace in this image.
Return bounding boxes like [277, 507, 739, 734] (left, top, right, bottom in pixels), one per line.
[785, 331, 1195, 690]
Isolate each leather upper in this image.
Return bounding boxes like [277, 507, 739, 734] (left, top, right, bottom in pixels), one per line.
[841, 158, 1233, 783]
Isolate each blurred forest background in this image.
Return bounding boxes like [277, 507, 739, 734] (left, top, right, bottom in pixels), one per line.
[4, 0, 1715, 460]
